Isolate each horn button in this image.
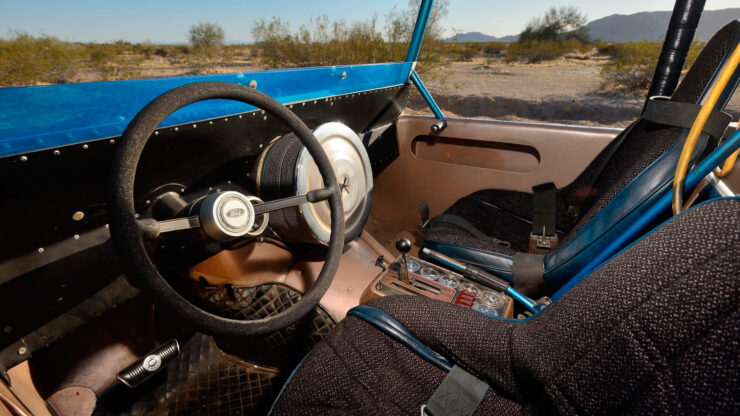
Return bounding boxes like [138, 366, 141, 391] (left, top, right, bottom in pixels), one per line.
[200, 191, 255, 241]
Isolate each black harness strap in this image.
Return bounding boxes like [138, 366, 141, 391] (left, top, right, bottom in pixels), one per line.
[530, 183, 558, 253]
[423, 365, 489, 416]
[531, 183, 557, 236]
[644, 97, 732, 140]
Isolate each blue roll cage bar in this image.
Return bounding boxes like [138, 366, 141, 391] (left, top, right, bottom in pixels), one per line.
[405, 0, 448, 132]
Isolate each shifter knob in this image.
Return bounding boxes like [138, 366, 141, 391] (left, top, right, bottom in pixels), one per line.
[396, 238, 412, 254]
[396, 238, 413, 283]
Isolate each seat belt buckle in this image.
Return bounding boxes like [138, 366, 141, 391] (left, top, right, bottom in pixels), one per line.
[528, 231, 559, 255]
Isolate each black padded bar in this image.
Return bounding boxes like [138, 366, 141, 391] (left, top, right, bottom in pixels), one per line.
[643, 0, 705, 110]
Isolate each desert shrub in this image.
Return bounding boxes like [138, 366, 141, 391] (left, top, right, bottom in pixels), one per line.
[251, 0, 449, 73]
[0, 32, 84, 86]
[252, 15, 387, 68]
[153, 47, 170, 58]
[519, 7, 589, 43]
[441, 42, 482, 61]
[505, 38, 588, 63]
[481, 42, 508, 56]
[86, 41, 141, 80]
[188, 22, 225, 58]
[599, 41, 705, 95]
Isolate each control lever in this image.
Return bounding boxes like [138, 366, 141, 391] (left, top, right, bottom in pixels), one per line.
[396, 238, 413, 283]
[421, 247, 540, 314]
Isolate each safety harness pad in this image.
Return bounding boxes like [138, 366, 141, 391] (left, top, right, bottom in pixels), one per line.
[644, 97, 732, 139]
[423, 365, 489, 416]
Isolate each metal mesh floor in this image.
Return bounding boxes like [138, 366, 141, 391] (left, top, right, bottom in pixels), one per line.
[127, 283, 337, 415]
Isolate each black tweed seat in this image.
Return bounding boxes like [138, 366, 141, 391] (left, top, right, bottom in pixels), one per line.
[272, 197, 740, 415]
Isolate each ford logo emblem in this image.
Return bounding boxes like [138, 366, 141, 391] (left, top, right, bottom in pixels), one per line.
[226, 208, 245, 218]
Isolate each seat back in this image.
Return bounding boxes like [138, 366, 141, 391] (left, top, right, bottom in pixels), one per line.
[543, 20, 740, 284]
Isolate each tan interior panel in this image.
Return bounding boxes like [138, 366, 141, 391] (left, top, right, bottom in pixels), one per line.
[412, 135, 540, 173]
[372, 115, 621, 228]
[3, 362, 50, 416]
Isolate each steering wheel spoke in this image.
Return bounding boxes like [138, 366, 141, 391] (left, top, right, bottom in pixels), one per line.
[253, 187, 334, 216]
[138, 216, 201, 239]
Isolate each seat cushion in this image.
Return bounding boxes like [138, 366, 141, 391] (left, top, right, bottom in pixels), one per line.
[272, 198, 740, 415]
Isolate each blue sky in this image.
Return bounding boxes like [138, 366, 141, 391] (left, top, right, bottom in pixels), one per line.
[0, 0, 737, 43]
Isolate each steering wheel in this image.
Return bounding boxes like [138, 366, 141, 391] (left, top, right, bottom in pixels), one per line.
[107, 81, 345, 337]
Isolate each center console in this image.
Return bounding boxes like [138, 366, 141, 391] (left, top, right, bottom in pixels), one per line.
[361, 247, 514, 318]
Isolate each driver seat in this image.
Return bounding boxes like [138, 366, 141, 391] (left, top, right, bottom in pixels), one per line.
[271, 197, 740, 414]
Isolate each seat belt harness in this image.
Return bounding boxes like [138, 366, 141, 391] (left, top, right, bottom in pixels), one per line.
[530, 182, 558, 254]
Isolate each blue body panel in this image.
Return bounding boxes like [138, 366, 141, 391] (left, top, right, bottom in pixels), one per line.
[0, 62, 413, 157]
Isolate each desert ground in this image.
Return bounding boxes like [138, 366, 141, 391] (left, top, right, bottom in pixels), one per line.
[409, 56, 740, 128]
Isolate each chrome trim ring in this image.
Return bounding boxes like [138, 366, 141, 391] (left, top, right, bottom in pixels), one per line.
[295, 122, 373, 244]
[246, 196, 270, 237]
[199, 191, 255, 241]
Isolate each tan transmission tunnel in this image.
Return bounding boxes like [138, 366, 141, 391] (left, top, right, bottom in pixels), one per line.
[255, 122, 373, 244]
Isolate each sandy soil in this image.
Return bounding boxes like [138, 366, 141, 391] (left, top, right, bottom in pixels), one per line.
[70, 55, 263, 83]
[408, 56, 740, 128]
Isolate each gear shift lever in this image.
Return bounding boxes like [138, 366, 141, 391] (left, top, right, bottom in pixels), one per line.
[395, 238, 413, 283]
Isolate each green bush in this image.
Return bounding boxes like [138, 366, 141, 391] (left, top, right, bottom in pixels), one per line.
[86, 41, 142, 80]
[481, 42, 508, 56]
[252, 15, 399, 69]
[519, 7, 589, 43]
[0, 32, 84, 86]
[188, 22, 225, 59]
[599, 41, 705, 95]
[251, 1, 449, 73]
[505, 39, 589, 63]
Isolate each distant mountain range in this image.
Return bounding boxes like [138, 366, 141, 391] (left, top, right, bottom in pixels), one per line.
[446, 8, 740, 43]
[445, 31, 518, 42]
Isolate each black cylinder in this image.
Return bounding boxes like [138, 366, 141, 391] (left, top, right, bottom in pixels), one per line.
[644, 0, 705, 110]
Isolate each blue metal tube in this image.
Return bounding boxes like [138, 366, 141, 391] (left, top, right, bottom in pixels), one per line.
[552, 129, 740, 301]
[505, 287, 538, 313]
[410, 70, 445, 120]
[405, 0, 435, 62]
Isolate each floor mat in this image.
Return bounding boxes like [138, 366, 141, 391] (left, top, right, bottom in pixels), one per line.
[124, 283, 337, 415]
[131, 334, 279, 415]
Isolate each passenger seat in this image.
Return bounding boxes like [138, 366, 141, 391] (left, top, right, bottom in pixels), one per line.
[422, 21, 740, 295]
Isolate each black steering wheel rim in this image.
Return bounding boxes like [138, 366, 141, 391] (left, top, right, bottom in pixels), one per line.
[107, 81, 345, 337]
